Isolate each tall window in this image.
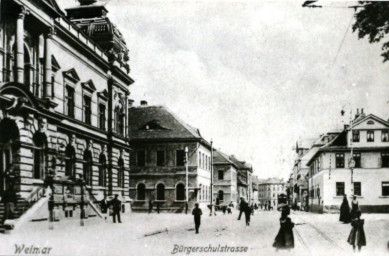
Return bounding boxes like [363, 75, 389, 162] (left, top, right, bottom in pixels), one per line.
[118, 157, 124, 188]
[335, 153, 344, 168]
[99, 153, 106, 187]
[218, 190, 224, 201]
[354, 182, 361, 196]
[218, 170, 224, 180]
[156, 183, 165, 200]
[367, 130, 374, 142]
[336, 182, 345, 196]
[65, 86, 75, 118]
[33, 132, 47, 179]
[382, 182, 389, 196]
[382, 152, 389, 167]
[352, 130, 360, 142]
[353, 153, 361, 168]
[382, 130, 389, 142]
[176, 150, 185, 166]
[137, 183, 146, 200]
[83, 149, 93, 185]
[98, 104, 106, 130]
[136, 151, 145, 167]
[65, 144, 76, 178]
[176, 183, 185, 200]
[157, 150, 165, 166]
[115, 106, 124, 136]
[83, 95, 91, 125]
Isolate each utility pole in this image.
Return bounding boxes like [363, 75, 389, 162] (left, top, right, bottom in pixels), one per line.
[210, 139, 214, 216]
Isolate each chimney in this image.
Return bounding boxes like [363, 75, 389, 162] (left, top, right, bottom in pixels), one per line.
[140, 100, 148, 106]
[355, 108, 360, 119]
[361, 108, 365, 117]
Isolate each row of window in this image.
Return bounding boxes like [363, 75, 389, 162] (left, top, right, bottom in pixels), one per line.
[65, 86, 125, 135]
[132, 150, 187, 167]
[136, 183, 185, 201]
[352, 130, 389, 143]
[334, 181, 389, 196]
[258, 185, 284, 191]
[199, 152, 211, 170]
[335, 152, 389, 168]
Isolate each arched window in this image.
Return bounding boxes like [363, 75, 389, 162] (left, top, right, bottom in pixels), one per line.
[176, 183, 185, 201]
[118, 157, 124, 188]
[65, 136, 76, 178]
[99, 153, 106, 187]
[83, 148, 93, 185]
[156, 183, 165, 201]
[218, 190, 224, 201]
[137, 183, 146, 200]
[33, 131, 47, 179]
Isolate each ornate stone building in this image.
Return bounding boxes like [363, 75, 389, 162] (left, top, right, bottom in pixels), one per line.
[0, 0, 134, 225]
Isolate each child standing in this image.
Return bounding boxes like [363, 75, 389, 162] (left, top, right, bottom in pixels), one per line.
[347, 210, 366, 252]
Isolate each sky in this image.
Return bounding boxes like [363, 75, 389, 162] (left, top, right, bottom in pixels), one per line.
[59, 0, 389, 180]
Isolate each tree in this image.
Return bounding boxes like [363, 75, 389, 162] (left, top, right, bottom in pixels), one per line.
[352, 2, 389, 62]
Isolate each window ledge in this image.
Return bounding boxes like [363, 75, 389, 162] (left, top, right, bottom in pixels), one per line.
[154, 200, 167, 203]
[379, 196, 389, 198]
[174, 200, 187, 203]
[135, 200, 146, 202]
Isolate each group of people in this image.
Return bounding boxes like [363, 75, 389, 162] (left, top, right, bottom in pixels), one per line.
[100, 194, 122, 223]
[237, 198, 254, 226]
[340, 195, 366, 252]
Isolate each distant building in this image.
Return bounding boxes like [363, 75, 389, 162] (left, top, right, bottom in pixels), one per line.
[212, 150, 238, 206]
[128, 104, 212, 212]
[230, 155, 253, 202]
[258, 178, 286, 207]
[306, 110, 389, 213]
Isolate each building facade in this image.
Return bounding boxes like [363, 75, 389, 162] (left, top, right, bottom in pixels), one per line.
[258, 178, 286, 208]
[128, 104, 212, 212]
[212, 149, 238, 206]
[306, 111, 389, 213]
[0, 0, 134, 225]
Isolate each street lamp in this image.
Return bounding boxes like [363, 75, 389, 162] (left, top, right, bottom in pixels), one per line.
[185, 146, 189, 214]
[210, 139, 214, 216]
[342, 103, 355, 197]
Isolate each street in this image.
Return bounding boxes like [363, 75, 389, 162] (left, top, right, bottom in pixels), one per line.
[1, 210, 388, 256]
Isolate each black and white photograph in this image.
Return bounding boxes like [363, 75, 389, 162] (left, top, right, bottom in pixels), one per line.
[0, 0, 389, 255]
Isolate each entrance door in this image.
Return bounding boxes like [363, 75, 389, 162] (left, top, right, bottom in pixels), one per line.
[0, 146, 11, 197]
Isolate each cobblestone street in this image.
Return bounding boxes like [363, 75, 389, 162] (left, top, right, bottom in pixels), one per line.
[1, 210, 388, 256]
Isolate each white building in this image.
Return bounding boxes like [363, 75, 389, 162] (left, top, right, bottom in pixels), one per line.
[306, 110, 389, 213]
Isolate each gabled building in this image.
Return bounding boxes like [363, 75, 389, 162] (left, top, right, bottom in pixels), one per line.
[212, 149, 238, 206]
[128, 103, 212, 212]
[0, 0, 134, 227]
[306, 110, 389, 213]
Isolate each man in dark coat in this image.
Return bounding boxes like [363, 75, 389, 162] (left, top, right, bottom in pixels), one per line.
[2, 186, 17, 221]
[192, 203, 202, 234]
[110, 195, 122, 223]
[100, 197, 109, 220]
[237, 198, 246, 220]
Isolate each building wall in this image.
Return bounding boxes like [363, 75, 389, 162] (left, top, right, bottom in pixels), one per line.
[213, 164, 238, 205]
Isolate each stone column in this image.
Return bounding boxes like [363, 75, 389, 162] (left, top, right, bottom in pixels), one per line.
[44, 27, 55, 98]
[15, 7, 28, 84]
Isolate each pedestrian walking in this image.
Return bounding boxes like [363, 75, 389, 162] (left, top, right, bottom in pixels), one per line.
[110, 194, 122, 223]
[2, 184, 17, 221]
[272, 210, 295, 251]
[192, 203, 202, 234]
[350, 196, 359, 219]
[339, 194, 351, 223]
[244, 204, 252, 226]
[237, 198, 246, 220]
[148, 199, 153, 214]
[251, 203, 254, 216]
[100, 197, 110, 220]
[347, 210, 366, 252]
[156, 202, 160, 214]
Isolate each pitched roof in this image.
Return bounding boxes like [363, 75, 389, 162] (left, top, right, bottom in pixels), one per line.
[128, 105, 206, 142]
[258, 178, 284, 185]
[229, 155, 253, 172]
[213, 149, 238, 167]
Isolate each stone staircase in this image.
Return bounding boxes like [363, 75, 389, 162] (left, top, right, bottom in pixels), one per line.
[0, 186, 46, 233]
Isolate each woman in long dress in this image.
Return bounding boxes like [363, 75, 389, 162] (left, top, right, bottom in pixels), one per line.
[347, 210, 366, 252]
[339, 194, 351, 223]
[350, 196, 359, 219]
[273, 210, 295, 250]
